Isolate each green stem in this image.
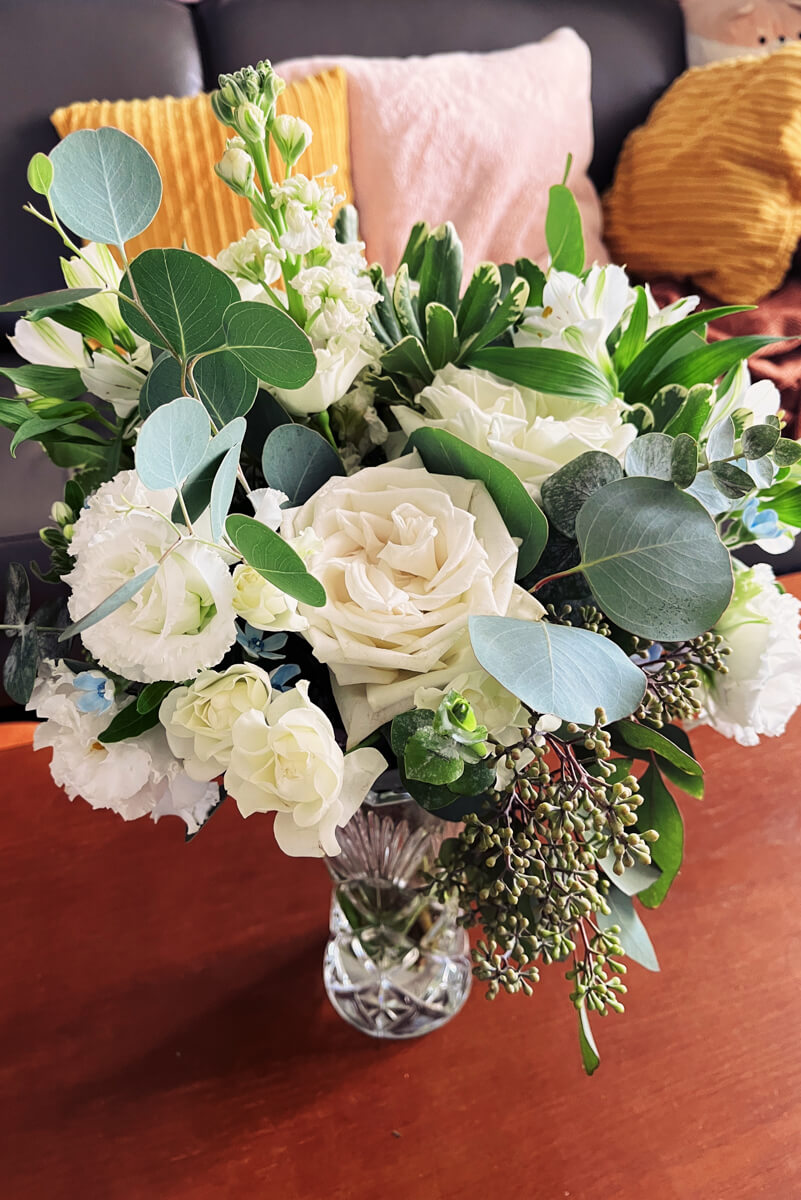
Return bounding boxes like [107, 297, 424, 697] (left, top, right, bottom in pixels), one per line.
[314, 410, 338, 451]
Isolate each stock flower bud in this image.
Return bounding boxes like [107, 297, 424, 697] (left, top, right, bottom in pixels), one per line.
[50, 500, 72, 526]
[236, 101, 268, 140]
[214, 142, 254, 195]
[271, 114, 313, 167]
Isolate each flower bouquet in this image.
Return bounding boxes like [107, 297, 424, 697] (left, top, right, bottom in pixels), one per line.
[4, 61, 801, 1070]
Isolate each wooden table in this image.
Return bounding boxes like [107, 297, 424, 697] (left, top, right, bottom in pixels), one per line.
[2, 584, 801, 1199]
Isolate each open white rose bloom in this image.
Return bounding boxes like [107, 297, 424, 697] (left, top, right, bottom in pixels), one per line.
[5, 59, 801, 1070]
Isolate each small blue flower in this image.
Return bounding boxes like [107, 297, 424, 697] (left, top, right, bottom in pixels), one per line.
[631, 643, 663, 668]
[269, 662, 301, 692]
[236, 623, 288, 661]
[73, 670, 114, 715]
[741, 497, 781, 540]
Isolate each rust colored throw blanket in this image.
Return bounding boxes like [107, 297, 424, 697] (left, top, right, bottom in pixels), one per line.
[648, 276, 801, 436]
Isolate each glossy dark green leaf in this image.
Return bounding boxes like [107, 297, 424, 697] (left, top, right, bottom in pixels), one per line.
[418, 222, 463, 315]
[457, 263, 502, 341]
[578, 1004, 600, 1077]
[0, 364, 84, 400]
[381, 335, 434, 384]
[222, 301, 316, 388]
[261, 422, 345, 505]
[225, 513, 326, 607]
[120, 248, 239, 358]
[9, 410, 100, 456]
[398, 220, 430, 278]
[424, 302, 459, 370]
[468, 346, 614, 404]
[636, 764, 684, 908]
[98, 699, 160, 744]
[392, 264, 423, 340]
[540, 451, 623, 539]
[663, 384, 714, 439]
[615, 720, 703, 776]
[136, 680, 176, 714]
[0, 287, 101, 315]
[513, 258, 546, 307]
[459, 278, 529, 357]
[140, 349, 257, 427]
[545, 182, 585, 274]
[404, 726, 464, 785]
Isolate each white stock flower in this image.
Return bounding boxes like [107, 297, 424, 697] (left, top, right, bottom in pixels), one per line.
[271, 172, 339, 255]
[702, 362, 782, 439]
[696, 563, 801, 746]
[29, 661, 217, 830]
[10, 316, 89, 370]
[515, 264, 631, 372]
[273, 328, 378, 416]
[272, 113, 313, 166]
[293, 241, 379, 340]
[232, 563, 308, 632]
[65, 487, 237, 684]
[281, 453, 544, 746]
[393, 364, 635, 500]
[414, 670, 528, 748]
[160, 663, 273, 781]
[216, 227, 284, 287]
[80, 342, 152, 419]
[225, 680, 387, 857]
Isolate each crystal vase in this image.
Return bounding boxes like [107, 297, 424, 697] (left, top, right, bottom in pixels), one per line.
[323, 786, 472, 1039]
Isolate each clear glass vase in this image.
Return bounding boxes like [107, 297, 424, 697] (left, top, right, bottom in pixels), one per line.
[323, 787, 472, 1039]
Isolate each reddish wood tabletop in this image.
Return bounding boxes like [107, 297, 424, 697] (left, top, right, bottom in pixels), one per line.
[3, 582, 801, 1199]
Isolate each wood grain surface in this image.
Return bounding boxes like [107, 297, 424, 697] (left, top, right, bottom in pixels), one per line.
[2, 581, 801, 1199]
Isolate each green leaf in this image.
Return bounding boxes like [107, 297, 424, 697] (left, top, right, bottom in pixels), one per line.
[448, 758, 495, 797]
[381, 335, 434, 384]
[659, 757, 704, 799]
[49, 127, 162, 247]
[773, 438, 801, 466]
[598, 887, 659, 972]
[469, 617, 646, 725]
[598, 851, 661, 897]
[59, 564, 159, 641]
[468, 346, 614, 405]
[540, 451, 623, 539]
[742, 423, 780, 459]
[645, 336, 779, 399]
[225, 513, 326, 607]
[636, 764, 684, 908]
[120, 248, 239, 358]
[577, 1004, 600, 1077]
[140, 349, 257, 426]
[136, 680, 175, 714]
[0, 287, 102, 314]
[618, 306, 753, 402]
[575, 476, 733, 640]
[404, 726, 465, 785]
[368, 265, 402, 343]
[614, 287, 648, 374]
[513, 258, 546, 307]
[405, 427, 548, 576]
[390, 708, 435, 757]
[4, 562, 31, 626]
[10, 411, 100, 456]
[670, 433, 698, 489]
[135, 396, 210, 490]
[762, 484, 801, 526]
[222, 301, 316, 389]
[399, 220, 430, 278]
[457, 263, 502, 341]
[334, 204, 359, 244]
[648, 384, 688, 433]
[43, 301, 115, 350]
[392, 265, 423, 340]
[545, 183, 585, 274]
[3, 625, 39, 704]
[459, 278, 529, 357]
[27, 151, 54, 196]
[424, 302, 459, 370]
[98, 699, 160, 744]
[663, 384, 714, 439]
[418, 222, 463, 315]
[261, 423, 345, 506]
[209, 444, 241, 542]
[710, 461, 754, 500]
[0, 364, 84, 401]
[625, 432, 674, 481]
[177, 417, 246, 526]
[615, 720, 703, 777]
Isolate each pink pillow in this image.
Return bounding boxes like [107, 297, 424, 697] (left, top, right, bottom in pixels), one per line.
[277, 31, 607, 279]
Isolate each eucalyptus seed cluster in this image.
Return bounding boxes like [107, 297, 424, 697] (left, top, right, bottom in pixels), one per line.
[566, 925, 628, 1015]
[633, 632, 731, 727]
[546, 601, 611, 638]
[433, 709, 656, 1013]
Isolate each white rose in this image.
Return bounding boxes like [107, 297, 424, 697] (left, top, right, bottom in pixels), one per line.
[696, 562, 801, 746]
[273, 328, 378, 416]
[225, 680, 387, 857]
[415, 669, 529, 747]
[29, 661, 218, 831]
[231, 563, 308, 632]
[160, 663, 273, 781]
[281, 452, 544, 745]
[393, 364, 635, 500]
[65, 507, 236, 684]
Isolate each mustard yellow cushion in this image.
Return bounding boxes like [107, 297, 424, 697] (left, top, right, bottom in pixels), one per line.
[50, 68, 352, 260]
[603, 45, 801, 304]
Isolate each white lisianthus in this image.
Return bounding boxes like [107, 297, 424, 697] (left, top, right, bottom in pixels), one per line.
[273, 328, 379, 416]
[232, 563, 308, 632]
[29, 661, 218, 831]
[10, 316, 89, 370]
[281, 452, 544, 745]
[515, 264, 631, 374]
[60, 242, 129, 339]
[702, 362, 782, 438]
[696, 563, 801, 746]
[80, 341, 152, 419]
[272, 171, 340, 256]
[67, 468, 174, 556]
[160, 663, 273, 781]
[248, 485, 288, 530]
[393, 364, 635, 499]
[415, 670, 528, 747]
[225, 680, 387, 857]
[216, 227, 285, 287]
[65, 481, 237, 683]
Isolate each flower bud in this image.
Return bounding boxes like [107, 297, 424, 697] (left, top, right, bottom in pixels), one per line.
[236, 101, 268, 140]
[214, 142, 254, 195]
[433, 689, 490, 757]
[271, 114, 313, 168]
[50, 500, 72, 526]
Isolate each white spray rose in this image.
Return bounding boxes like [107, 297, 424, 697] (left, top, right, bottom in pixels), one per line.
[393, 364, 634, 500]
[160, 663, 273, 781]
[273, 328, 378, 416]
[225, 680, 387, 857]
[281, 453, 544, 746]
[232, 563, 308, 632]
[415, 669, 529, 748]
[696, 563, 801, 746]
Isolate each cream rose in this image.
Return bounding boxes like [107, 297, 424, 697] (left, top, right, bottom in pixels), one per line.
[231, 564, 308, 632]
[225, 680, 387, 857]
[281, 453, 544, 745]
[392, 364, 635, 500]
[159, 663, 273, 781]
[273, 328, 378, 416]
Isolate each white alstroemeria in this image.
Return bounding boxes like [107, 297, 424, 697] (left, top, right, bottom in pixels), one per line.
[10, 316, 89, 371]
[29, 660, 218, 830]
[702, 362, 782, 438]
[271, 171, 340, 256]
[216, 227, 285, 287]
[60, 242, 129, 338]
[225, 679, 387, 857]
[80, 342, 152, 419]
[515, 264, 631, 374]
[273, 328, 379, 416]
[695, 563, 801, 746]
[293, 260, 380, 340]
[393, 364, 635, 500]
[248, 486, 289, 530]
[643, 285, 699, 337]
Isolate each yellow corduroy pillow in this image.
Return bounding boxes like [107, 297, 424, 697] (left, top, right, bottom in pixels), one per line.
[50, 68, 352, 260]
[603, 45, 801, 304]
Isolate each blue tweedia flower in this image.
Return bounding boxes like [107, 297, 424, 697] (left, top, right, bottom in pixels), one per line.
[631, 643, 663, 668]
[236, 623, 288, 661]
[741, 497, 781, 541]
[269, 662, 301, 692]
[73, 670, 114, 714]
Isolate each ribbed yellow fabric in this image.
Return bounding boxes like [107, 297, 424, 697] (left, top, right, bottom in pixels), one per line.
[603, 46, 801, 304]
[50, 68, 352, 260]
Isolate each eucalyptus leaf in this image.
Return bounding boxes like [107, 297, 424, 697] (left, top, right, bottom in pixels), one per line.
[742, 423, 780, 459]
[710, 461, 754, 500]
[597, 851, 661, 896]
[3, 624, 39, 704]
[120, 248, 239, 358]
[597, 887, 660, 972]
[636, 764, 684, 908]
[625, 433, 674, 481]
[135, 396, 210, 490]
[545, 182, 585, 274]
[575, 477, 733, 640]
[405, 427, 547, 576]
[261, 423, 345, 505]
[773, 438, 801, 466]
[457, 263, 502, 340]
[468, 346, 614, 404]
[469, 617, 646, 725]
[0, 287, 101, 315]
[707, 416, 735, 462]
[225, 513, 325, 607]
[0, 364, 85, 401]
[178, 417, 246, 525]
[748, 455, 775, 490]
[27, 151, 53, 196]
[140, 349, 257, 425]
[49, 127, 162, 247]
[222, 301, 316, 388]
[209, 444, 241, 541]
[540, 451, 623, 539]
[670, 433, 698, 489]
[4, 562, 30, 626]
[59, 564, 159, 641]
